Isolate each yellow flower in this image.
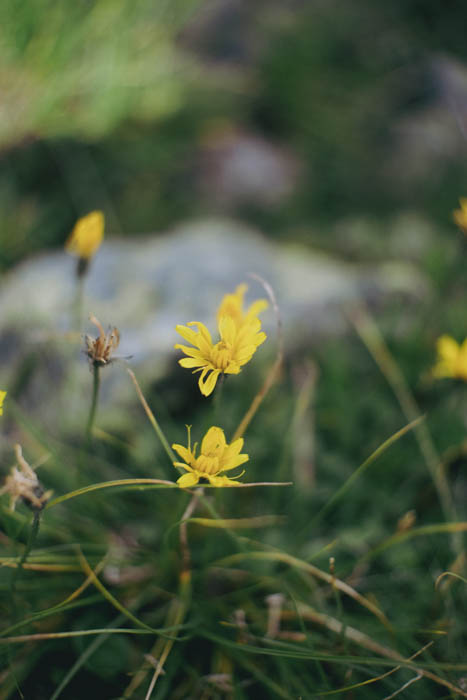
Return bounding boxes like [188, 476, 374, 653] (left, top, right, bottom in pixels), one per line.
[175, 315, 267, 396]
[65, 211, 104, 260]
[217, 283, 268, 328]
[432, 335, 467, 380]
[0, 391, 6, 415]
[172, 426, 248, 487]
[453, 198, 467, 234]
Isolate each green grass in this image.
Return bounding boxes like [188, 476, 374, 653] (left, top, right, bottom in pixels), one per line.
[1, 284, 467, 698]
[2, 1, 467, 696]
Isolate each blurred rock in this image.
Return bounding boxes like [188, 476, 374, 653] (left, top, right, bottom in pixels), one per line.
[197, 126, 300, 207]
[0, 219, 429, 430]
[388, 55, 467, 186]
[333, 211, 452, 263]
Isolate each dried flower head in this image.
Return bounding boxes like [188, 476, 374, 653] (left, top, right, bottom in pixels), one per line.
[217, 283, 268, 329]
[0, 445, 52, 511]
[432, 334, 467, 381]
[85, 314, 120, 367]
[453, 198, 467, 234]
[0, 390, 6, 415]
[172, 425, 248, 487]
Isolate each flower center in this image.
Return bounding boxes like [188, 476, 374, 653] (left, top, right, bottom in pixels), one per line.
[195, 455, 220, 475]
[211, 341, 233, 370]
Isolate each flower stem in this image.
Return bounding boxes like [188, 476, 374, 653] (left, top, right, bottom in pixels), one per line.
[179, 489, 203, 577]
[10, 511, 41, 619]
[85, 364, 101, 445]
[212, 373, 225, 424]
[73, 274, 85, 332]
[127, 368, 176, 464]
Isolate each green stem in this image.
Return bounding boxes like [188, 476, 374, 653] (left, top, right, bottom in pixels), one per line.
[127, 368, 176, 464]
[7, 511, 41, 694]
[73, 274, 85, 332]
[11, 511, 41, 617]
[86, 364, 101, 445]
[212, 373, 225, 425]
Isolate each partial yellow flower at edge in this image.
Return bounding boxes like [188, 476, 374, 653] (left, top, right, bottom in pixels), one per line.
[217, 283, 268, 328]
[432, 335, 467, 381]
[172, 426, 248, 487]
[453, 197, 467, 234]
[0, 391, 6, 415]
[65, 211, 105, 259]
[175, 315, 267, 396]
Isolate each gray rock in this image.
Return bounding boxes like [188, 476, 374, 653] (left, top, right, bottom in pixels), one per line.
[0, 219, 429, 431]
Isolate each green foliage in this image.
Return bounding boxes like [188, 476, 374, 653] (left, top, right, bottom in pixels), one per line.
[1, 296, 467, 697]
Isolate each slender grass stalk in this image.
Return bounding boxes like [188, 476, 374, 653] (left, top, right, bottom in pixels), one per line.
[280, 606, 467, 698]
[144, 598, 186, 700]
[9, 511, 41, 637]
[350, 305, 461, 554]
[85, 363, 100, 445]
[123, 597, 187, 700]
[216, 549, 391, 628]
[2, 629, 152, 644]
[49, 611, 128, 700]
[233, 275, 283, 441]
[310, 416, 424, 527]
[10, 511, 41, 598]
[179, 488, 204, 577]
[76, 547, 163, 634]
[127, 368, 176, 464]
[45, 478, 176, 509]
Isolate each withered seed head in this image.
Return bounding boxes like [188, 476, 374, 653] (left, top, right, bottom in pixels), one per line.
[0, 445, 52, 511]
[85, 314, 120, 367]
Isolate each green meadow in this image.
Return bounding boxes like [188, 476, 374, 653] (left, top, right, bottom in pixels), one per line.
[1, 2, 467, 698]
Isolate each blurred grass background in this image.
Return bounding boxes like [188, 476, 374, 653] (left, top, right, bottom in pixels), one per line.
[2, 0, 467, 265]
[1, 1, 467, 698]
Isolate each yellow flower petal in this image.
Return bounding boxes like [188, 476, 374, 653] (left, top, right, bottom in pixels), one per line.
[188, 322, 213, 348]
[201, 427, 226, 455]
[172, 444, 193, 464]
[0, 390, 6, 416]
[175, 325, 200, 345]
[177, 472, 200, 488]
[222, 442, 248, 472]
[174, 344, 205, 358]
[221, 453, 249, 472]
[208, 475, 242, 487]
[217, 283, 268, 329]
[432, 334, 467, 381]
[219, 315, 237, 346]
[245, 299, 269, 320]
[437, 335, 459, 363]
[199, 368, 221, 396]
[65, 211, 104, 259]
[223, 437, 245, 461]
[179, 357, 208, 369]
